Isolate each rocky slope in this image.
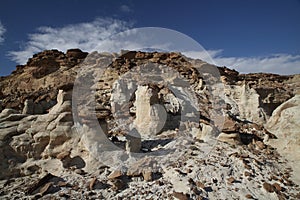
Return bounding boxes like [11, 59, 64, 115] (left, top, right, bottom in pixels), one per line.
[0, 49, 299, 199]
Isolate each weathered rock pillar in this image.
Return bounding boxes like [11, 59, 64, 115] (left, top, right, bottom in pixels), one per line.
[134, 85, 166, 138]
[22, 99, 34, 114]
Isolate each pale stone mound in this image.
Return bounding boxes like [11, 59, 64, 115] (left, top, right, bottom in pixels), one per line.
[266, 95, 300, 185]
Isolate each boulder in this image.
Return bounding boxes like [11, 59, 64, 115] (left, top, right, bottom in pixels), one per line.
[266, 94, 300, 185]
[134, 85, 167, 138]
[217, 132, 242, 145]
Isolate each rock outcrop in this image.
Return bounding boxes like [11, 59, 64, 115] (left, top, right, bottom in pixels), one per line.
[0, 49, 299, 199]
[0, 49, 87, 113]
[266, 94, 300, 185]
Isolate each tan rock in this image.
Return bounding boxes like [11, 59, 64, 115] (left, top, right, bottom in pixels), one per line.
[193, 123, 216, 142]
[273, 182, 282, 192]
[227, 177, 236, 184]
[89, 177, 97, 190]
[224, 84, 267, 124]
[32, 131, 50, 158]
[109, 179, 126, 191]
[263, 182, 275, 193]
[66, 48, 88, 59]
[17, 115, 38, 133]
[0, 50, 299, 199]
[222, 116, 239, 133]
[173, 192, 188, 200]
[142, 169, 153, 181]
[22, 99, 34, 114]
[39, 182, 53, 196]
[255, 140, 266, 150]
[108, 170, 123, 179]
[217, 132, 242, 145]
[56, 151, 70, 160]
[49, 90, 72, 114]
[196, 181, 205, 189]
[134, 85, 166, 138]
[266, 95, 300, 185]
[0, 126, 18, 141]
[0, 108, 18, 119]
[10, 133, 33, 157]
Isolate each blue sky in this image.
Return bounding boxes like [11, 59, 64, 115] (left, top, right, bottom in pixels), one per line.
[0, 0, 300, 76]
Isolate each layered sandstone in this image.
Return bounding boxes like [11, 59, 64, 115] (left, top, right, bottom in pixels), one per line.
[0, 49, 299, 199]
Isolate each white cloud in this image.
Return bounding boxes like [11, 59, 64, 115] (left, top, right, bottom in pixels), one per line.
[8, 18, 132, 64]
[182, 49, 223, 64]
[0, 21, 6, 44]
[120, 5, 132, 13]
[8, 18, 299, 75]
[182, 50, 300, 75]
[211, 53, 300, 75]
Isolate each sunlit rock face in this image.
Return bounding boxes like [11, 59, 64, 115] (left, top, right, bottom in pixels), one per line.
[134, 85, 167, 138]
[0, 49, 300, 199]
[266, 94, 300, 185]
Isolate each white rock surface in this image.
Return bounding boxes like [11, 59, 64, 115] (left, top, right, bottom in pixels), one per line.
[225, 84, 267, 124]
[266, 94, 300, 185]
[134, 85, 167, 138]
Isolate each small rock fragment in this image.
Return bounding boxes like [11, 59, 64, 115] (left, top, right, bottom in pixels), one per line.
[109, 179, 126, 191]
[56, 151, 70, 160]
[25, 173, 56, 195]
[75, 169, 84, 175]
[57, 181, 68, 187]
[173, 191, 188, 200]
[244, 171, 251, 177]
[108, 170, 123, 179]
[142, 169, 153, 181]
[217, 132, 242, 145]
[72, 184, 79, 191]
[255, 140, 265, 150]
[272, 182, 282, 192]
[196, 181, 205, 189]
[227, 177, 235, 184]
[39, 182, 54, 196]
[89, 177, 97, 190]
[263, 182, 275, 193]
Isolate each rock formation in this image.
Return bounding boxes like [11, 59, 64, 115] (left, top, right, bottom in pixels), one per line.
[265, 94, 300, 184]
[0, 49, 87, 113]
[0, 49, 299, 199]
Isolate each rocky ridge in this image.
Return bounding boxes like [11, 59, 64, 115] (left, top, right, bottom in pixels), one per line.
[0, 49, 299, 199]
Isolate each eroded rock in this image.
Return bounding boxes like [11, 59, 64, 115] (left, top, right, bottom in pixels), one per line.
[0, 49, 299, 199]
[134, 85, 166, 138]
[266, 95, 300, 185]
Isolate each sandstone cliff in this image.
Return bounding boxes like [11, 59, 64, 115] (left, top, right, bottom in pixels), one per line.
[0, 49, 299, 199]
